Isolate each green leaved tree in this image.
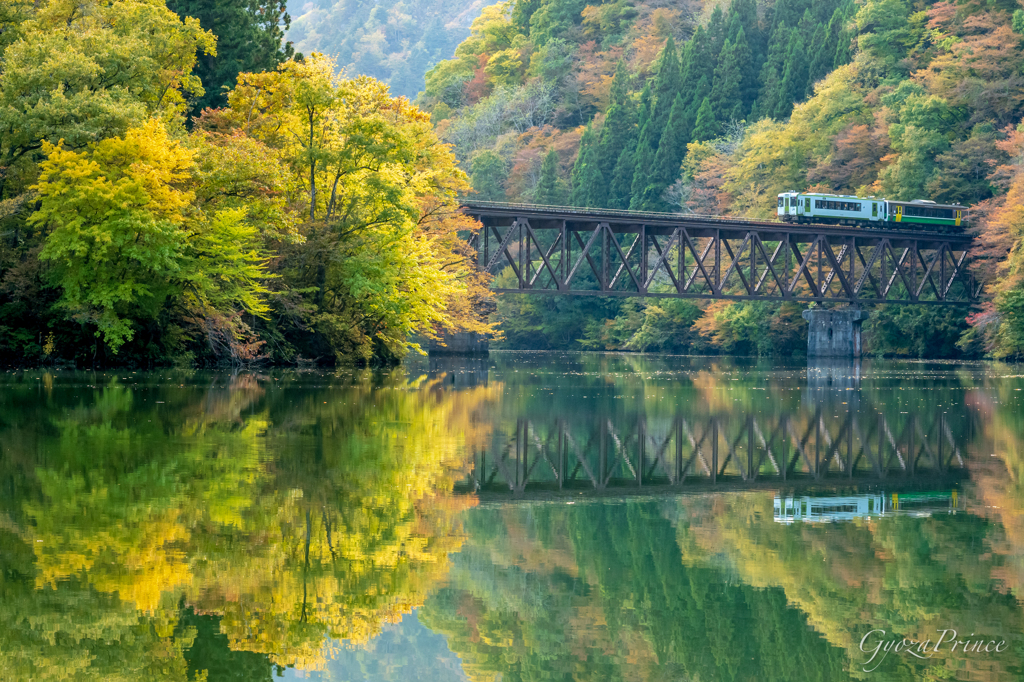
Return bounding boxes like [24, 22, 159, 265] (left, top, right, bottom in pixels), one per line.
[166, 0, 294, 116]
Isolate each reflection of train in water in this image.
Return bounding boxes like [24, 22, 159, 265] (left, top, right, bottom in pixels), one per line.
[773, 491, 961, 524]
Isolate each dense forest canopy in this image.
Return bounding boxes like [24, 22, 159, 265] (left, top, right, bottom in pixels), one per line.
[0, 0, 493, 368]
[419, 0, 1024, 359]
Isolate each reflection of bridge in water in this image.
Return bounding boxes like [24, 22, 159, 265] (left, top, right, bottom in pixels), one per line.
[455, 405, 969, 500]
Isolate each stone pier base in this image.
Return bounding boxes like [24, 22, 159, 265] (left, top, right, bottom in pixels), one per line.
[802, 308, 867, 358]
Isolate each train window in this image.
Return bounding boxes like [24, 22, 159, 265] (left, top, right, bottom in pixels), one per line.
[903, 205, 954, 219]
[814, 200, 862, 211]
[778, 197, 783, 207]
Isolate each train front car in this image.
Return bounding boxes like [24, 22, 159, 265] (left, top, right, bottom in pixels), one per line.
[777, 192, 800, 221]
[777, 192, 885, 225]
[886, 199, 966, 232]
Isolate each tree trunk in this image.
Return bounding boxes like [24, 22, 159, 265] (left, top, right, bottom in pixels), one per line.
[308, 108, 317, 221]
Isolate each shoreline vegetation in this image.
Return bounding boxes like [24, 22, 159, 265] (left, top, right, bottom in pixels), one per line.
[3, 0, 1024, 368]
[0, 0, 495, 370]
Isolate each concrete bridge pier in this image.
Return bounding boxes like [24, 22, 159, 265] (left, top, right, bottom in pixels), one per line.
[802, 308, 867, 358]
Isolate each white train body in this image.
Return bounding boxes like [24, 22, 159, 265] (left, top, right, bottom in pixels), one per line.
[777, 192, 885, 225]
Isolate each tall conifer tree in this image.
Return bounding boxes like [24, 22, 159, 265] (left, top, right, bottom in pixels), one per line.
[807, 23, 830, 91]
[596, 61, 637, 182]
[752, 25, 790, 119]
[608, 140, 637, 210]
[683, 75, 712, 134]
[832, 4, 854, 66]
[777, 32, 808, 119]
[627, 83, 656, 210]
[647, 93, 689, 212]
[573, 127, 602, 206]
[629, 120, 659, 210]
[706, 6, 727, 59]
[731, 0, 764, 64]
[537, 148, 569, 206]
[692, 97, 720, 141]
[726, 20, 757, 115]
[710, 39, 743, 123]
[166, 0, 294, 116]
[649, 36, 682, 147]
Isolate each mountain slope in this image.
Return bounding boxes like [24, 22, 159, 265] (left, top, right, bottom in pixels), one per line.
[287, 0, 491, 98]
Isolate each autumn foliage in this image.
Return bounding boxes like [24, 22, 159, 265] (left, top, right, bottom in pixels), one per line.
[0, 2, 493, 367]
[424, 0, 1024, 358]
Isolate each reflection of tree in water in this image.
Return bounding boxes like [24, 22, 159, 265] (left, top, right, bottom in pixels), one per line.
[3, 360, 1024, 680]
[673, 493, 1024, 680]
[966, 381, 1024, 599]
[422, 497, 1024, 682]
[421, 503, 847, 682]
[0, 370, 499, 678]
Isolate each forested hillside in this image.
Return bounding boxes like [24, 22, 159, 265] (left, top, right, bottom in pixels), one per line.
[423, 0, 1024, 358]
[287, 0, 491, 99]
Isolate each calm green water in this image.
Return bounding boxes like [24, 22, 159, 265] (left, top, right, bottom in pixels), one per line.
[3, 353, 1024, 681]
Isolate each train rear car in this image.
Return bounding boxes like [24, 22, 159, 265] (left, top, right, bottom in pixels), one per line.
[886, 200, 965, 232]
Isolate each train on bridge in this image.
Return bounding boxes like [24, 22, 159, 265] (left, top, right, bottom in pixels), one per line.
[778, 192, 967, 231]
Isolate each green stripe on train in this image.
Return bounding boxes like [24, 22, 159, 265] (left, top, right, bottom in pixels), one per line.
[893, 216, 958, 225]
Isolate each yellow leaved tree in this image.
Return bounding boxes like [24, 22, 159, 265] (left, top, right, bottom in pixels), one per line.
[31, 120, 273, 357]
[204, 54, 494, 362]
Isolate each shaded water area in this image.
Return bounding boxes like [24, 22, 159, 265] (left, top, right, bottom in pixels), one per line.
[3, 353, 1024, 681]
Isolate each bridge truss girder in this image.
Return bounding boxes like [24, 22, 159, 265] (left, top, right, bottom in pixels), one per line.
[466, 207, 979, 305]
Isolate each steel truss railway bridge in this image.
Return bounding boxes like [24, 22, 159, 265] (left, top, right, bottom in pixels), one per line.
[463, 202, 979, 305]
[461, 202, 981, 357]
[454, 402, 970, 501]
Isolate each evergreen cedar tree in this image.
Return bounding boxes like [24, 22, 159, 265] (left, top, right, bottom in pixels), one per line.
[165, 0, 295, 114]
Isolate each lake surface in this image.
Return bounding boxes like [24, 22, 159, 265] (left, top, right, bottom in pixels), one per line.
[2, 353, 1024, 681]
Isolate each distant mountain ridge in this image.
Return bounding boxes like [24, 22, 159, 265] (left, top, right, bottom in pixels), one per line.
[287, 0, 493, 99]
